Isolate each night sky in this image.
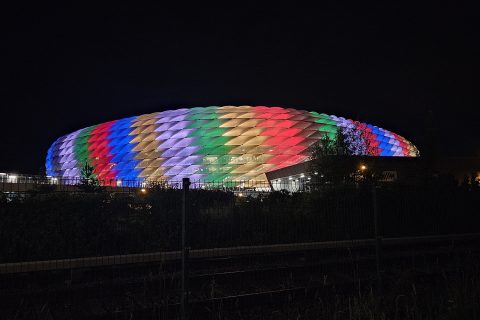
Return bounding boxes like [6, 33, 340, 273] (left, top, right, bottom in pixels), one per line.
[1, 4, 479, 174]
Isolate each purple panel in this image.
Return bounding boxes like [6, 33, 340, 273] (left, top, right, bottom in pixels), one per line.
[158, 139, 180, 149]
[171, 129, 195, 139]
[174, 146, 199, 157]
[168, 121, 191, 131]
[172, 138, 196, 148]
[162, 157, 183, 167]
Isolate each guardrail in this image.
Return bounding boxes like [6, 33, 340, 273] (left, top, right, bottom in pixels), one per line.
[1, 233, 478, 275]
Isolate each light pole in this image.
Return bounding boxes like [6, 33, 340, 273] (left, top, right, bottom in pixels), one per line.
[181, 177, 191, 320]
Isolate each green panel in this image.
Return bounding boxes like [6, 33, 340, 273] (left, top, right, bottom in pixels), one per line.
[204, 172, 230, 181]
[73, 126, 96, 167]
[188, 127, 226, 138]
[210, 145, 234, 155]
[320, 125, 337, 133]
[186, 112, 218, 121]
[187, 108, 238, 181]
[211, 136, 232, 145]
[204, 119, 223, 128]
[326, 132, 336, 140]
[196, 135, 230, 146]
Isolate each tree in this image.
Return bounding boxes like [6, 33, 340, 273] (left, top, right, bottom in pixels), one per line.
[308, 131, 352, 184]
[340, 125, 378, 156]
[308, 126, 377, 185]
[80, 161, 100, 192]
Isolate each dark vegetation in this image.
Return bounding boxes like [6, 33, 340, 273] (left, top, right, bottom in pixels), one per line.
[0, 182, 479, 263]
[217, 258, 480, 320]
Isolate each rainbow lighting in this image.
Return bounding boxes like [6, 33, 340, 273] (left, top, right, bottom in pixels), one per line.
[46, 106, 419, 184]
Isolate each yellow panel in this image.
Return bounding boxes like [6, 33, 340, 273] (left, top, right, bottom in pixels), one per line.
[225, 135, 252, 145]
[149, 167, 166, 177]
[133, 150, 159, 161]
[240, 127, 265, 136]
[136, 112, 160, 121]
[228, 145, 256, 155]
[132, 140, 150, 151]
[241, 136, 269, 146]
[253, 173, 269, 182]
[136, 159, 152, 169]
[140, 125, 157, 134]
[140, 118, 158, 126]
[237, 112, 256, 119]
[218, 106, 251, 113]
[237, 119, 262, 128]
[146, 133, 159, 143]
[142, 140, 160, 152]
[223, 128, 246, 136]
[130, 127, 144, 135]
[218, 112, 239, 119]
[220, 118, 244, 128]
[249, 145, 274, 154]
[139, 167, 157, 177]
[256, 164, 276, 172]
[148, 158, 164, 167]
[133, 133, 155, 144]
[231, 163, 261, 174]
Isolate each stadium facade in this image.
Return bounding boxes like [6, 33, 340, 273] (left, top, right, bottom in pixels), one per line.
[46, 106, 418, 184]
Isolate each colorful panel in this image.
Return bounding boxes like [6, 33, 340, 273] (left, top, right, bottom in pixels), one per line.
[46, 106, 419, 183]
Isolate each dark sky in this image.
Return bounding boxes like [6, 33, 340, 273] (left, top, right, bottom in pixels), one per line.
[1, 4, 479, 174]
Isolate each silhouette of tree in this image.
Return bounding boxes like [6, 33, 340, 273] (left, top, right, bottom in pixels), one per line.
[80, 161, 100, 192]
[308, 126, 378, 184]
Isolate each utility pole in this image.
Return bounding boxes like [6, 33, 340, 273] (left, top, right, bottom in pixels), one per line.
[181, 178, 190, 320]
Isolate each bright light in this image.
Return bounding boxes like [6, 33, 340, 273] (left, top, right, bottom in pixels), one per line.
[360, 165, 367, 171]
[300, 174, 305, 178]
[7, 175, 17, 183]
[238, 192, 244, 197]
[116, 180, 122, 187]
[314, 171, 318, 175]
[288, 176, 293, 180]
[140, 188, 147, 193]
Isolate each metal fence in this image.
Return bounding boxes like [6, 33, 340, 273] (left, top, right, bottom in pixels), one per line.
[1, 178, 480, 319]
[1, 178, 479, 263]
[0, 173, 314, 192]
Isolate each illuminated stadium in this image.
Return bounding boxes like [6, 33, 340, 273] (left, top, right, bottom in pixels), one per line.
[46, 106, 419, 185]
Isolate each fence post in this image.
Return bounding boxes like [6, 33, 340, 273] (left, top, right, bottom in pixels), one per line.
[181, 177, 191, 320]
[372, 183, 383, 292]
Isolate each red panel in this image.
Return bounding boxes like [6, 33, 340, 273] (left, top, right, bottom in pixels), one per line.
[263, 136, 288, 146]
[269, 145, 307, 155]
[272, 113, 293, 120]
[277, 128, 302, 137]
[279, 136, 304, 147]
[87, 121, 118, 183]
[259, 127, 283, 136]
[275, 120, 296, 128]
[256, 113, 273, 119]
[257, 120, 279, 128]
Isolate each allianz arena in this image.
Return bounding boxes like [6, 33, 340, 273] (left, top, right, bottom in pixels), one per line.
[46, 106, 418, 184]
